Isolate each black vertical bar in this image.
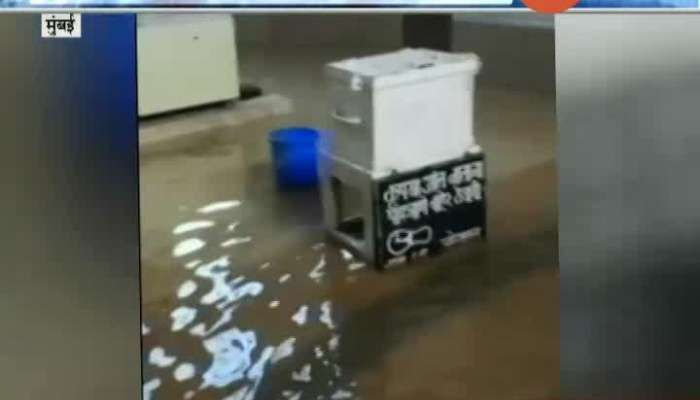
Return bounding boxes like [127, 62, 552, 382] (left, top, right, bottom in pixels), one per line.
[0, 14, 141, 400]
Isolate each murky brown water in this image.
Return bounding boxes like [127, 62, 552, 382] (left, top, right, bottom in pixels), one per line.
[140, 89, 559, 400]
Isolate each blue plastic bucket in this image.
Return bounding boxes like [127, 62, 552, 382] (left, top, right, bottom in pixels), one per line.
[269, 127, 321, 188]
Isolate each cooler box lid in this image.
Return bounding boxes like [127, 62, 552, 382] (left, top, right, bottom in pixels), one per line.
[325, 48, 481, 90]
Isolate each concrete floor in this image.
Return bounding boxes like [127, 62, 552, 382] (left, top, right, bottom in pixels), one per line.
[140, 45, 558, 400]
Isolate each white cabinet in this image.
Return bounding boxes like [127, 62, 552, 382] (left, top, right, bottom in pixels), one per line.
[137, 15, 240, 117]
[325, 48, 482, 175]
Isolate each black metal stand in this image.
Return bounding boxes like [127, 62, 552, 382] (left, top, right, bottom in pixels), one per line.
[402, 14, 454, 51]
[239, 83, 263, 100]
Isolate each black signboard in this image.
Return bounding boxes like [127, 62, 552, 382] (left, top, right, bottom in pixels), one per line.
[373, 153, 486, 269]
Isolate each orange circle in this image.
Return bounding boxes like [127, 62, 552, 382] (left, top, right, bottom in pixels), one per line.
[521, 0, 580, 13]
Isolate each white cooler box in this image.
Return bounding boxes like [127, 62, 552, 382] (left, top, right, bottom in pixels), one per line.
[324, 48, 482, 176]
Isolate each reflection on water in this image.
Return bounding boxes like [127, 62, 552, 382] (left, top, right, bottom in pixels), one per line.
[143, 200, 362, 400]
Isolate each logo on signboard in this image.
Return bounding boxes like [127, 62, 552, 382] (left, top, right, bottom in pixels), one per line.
[386, 226, 434, 257]
[41, 13, 81, 38]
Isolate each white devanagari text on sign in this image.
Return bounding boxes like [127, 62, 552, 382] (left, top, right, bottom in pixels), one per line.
[41, 14, 81, 39]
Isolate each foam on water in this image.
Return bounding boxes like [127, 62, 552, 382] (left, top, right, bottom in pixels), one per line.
[348, 262, 366, 271]
[173, 220, 215, 235]
[320, 301, 336, 330]
[208, 281, 264, 309]
[221, 237, 252, 248]
[189, 324, 206, 337]
[328, 335, 340, 352]
[201, 327, 257, 389]
[223, 385, 249, 400]
[142, 323, 151, 336]
[271, 337, 296, 364]
[331, 389, 354, 399]
[283, 391, 302, 400]
[248, 347, 274, 381]
[197, 200, 241, 214]
[309, 254, 326, 282]
[195, 255, 230, 274]
[291, 305, 308, 326]
[194, 256, 263, 308]
[291, 364, 312, 382]
[244, 346, 275, 400]
[171, 306, 198, 332]
[232, 276, 245, 285]
[177, 280, 198, 299]
[173, 238, 206, 257]
[147, 208, 359, 400]
[314, 346, 324, 359]
[189, 306, 237, 337]
[340, 249, 353, 261]
[143, 378, 161, 400]
[149, 347, 177, 368]
[174, 363, 196, 382]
